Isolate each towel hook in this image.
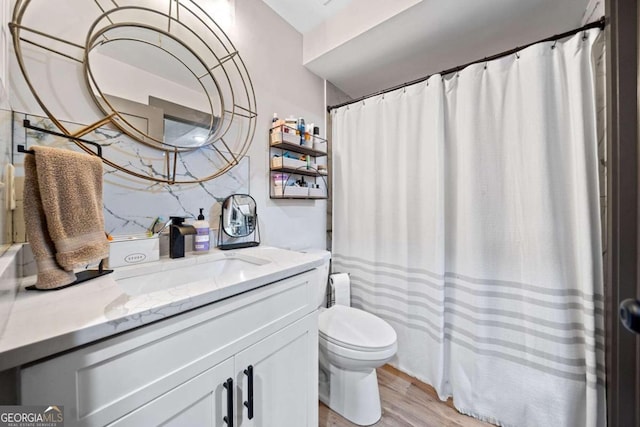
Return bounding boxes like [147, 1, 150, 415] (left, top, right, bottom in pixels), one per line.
[17, 145, 35, 155]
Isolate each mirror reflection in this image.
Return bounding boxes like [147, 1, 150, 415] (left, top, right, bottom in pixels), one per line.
[221, 194, 257, 238]
[86, 25, 220, 149]
[164, 119, 209, 148]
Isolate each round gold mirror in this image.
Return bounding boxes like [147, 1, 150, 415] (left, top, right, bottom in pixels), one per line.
[10, 0, 256, 183]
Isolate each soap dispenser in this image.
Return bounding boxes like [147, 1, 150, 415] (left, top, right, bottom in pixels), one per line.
[193, 208, 210, 253]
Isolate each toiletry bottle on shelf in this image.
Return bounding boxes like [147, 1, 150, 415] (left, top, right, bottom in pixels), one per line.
[305, 123, 314, 147]
[284, 116, 297, 133]
[193, 208, 210, 253]
[272, 113, 279, 128]
[297, 117, 305, 145]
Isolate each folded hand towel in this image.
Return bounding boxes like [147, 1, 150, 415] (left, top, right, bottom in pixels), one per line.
[32, 145, 109, 271]
[24, 155, 76, 289]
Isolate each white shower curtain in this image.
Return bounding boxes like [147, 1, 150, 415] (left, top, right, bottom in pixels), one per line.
[331, 29, 605, 427]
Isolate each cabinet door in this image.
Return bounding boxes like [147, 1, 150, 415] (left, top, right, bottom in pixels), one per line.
[235, 312, 318, 427]
[108, 358, 234, 427]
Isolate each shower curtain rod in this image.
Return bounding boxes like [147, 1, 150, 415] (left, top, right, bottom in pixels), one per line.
[327, 16, 606, 112]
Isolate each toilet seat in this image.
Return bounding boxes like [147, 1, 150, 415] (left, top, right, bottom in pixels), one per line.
[320, 336, 398, 364]
[319, 305, 397, 353]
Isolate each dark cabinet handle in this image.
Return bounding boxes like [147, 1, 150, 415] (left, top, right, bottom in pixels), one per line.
[223, 378, 234, 426]
[243, 365, 254, 420]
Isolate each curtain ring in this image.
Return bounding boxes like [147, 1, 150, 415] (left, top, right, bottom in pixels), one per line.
[484, 58, 488, 70]
[382, 93, 385, 99]
[551, 40, 557, 50]
[582, 31, 588, 41]
[362, 100, 365, 106]
[403, 86, 406, 93]
[515, 51, 520, 59]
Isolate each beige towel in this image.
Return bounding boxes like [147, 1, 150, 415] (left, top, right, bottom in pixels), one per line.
[32, 145, 109, 271]
[24, 154, 76, 289]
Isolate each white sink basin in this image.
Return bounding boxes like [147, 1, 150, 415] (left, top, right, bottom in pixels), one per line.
[116, 253, 271, 296]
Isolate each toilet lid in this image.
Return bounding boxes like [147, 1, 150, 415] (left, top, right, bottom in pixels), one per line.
[319, 306, 397, 351]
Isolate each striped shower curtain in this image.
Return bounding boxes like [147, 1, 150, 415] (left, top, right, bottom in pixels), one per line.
[331, 29, 605, 427]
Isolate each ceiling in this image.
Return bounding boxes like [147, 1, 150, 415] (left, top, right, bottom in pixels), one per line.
[261, 0, 354, 34]
[263, 0, 598, 99]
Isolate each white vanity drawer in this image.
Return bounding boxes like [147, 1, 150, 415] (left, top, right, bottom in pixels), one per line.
[106, 357, 234, 427]
[21, 270, 316, 427]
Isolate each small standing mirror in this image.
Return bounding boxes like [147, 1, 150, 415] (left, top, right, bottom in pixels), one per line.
[218, 194, 260, 250]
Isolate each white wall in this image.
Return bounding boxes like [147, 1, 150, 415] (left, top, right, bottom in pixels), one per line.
[326, 81, 352, 107]
[8, 0, 327, 250]
[228, 0, 327, 250]
[581, 0, 604, 24]
[0, 0, 12, 252]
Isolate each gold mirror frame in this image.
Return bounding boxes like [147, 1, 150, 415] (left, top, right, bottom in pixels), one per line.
[10, 0, 257, 184]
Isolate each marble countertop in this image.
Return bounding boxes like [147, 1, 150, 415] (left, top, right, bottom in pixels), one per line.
[0, 246, 325, 371]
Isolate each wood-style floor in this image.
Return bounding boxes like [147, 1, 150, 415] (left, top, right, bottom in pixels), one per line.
[319, 365, 493, 427]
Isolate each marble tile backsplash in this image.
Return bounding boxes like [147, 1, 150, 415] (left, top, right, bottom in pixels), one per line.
[12, 112, 250, 238]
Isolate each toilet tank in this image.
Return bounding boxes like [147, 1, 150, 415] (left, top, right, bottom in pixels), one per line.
[303, 250, 331, 308]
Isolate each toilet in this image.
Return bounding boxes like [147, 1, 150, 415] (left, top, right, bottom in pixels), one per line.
[312, 251, 398, 426]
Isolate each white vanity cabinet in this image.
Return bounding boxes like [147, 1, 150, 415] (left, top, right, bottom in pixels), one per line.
[235, 314, 318, 426]
[20, 270, 319, 427]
